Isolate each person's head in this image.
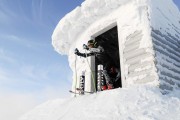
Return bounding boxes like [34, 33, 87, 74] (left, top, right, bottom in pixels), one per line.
[87, 39, 97, 48]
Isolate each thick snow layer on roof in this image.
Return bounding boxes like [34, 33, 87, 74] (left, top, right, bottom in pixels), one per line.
[52, 0, 133, 55]
[52, 0, 180, 55]
[19, 85, 180, 120]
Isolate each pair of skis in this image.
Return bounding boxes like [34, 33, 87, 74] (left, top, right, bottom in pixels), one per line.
[69, 71, 93, 95]
[69, 88, 93, 94]
[70, 65, 106, 95]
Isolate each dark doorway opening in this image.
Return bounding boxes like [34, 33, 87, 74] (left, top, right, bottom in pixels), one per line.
[94, 26, 122, 90]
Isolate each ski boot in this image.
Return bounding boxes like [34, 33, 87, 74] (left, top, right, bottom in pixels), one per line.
[101, 85, 107, 90]
[107, 84, 114, 90]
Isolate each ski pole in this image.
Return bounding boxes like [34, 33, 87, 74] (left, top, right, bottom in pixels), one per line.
[74, 54, 78, 97]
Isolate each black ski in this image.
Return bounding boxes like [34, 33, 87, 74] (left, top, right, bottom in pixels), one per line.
[76, 88, 94, 94]
[69, 90, 79, 94]
[69, 89, 93, 94]
[79, 71, 85, 94]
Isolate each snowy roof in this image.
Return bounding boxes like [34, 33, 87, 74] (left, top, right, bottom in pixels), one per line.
[52, 0, 133, 55]
[52, 0, 180, 55]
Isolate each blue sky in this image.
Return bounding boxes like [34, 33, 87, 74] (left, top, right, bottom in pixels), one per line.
[0, 0, 83, 97]
[0, 0, 83, 119]
[173, 0, 180, 9]
[0, 0, 179, 119]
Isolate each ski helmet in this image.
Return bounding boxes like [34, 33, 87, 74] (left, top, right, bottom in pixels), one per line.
[87, 39, 97, 47]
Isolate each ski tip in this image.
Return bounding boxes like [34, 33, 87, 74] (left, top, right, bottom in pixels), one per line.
[69, 90, 79, 94]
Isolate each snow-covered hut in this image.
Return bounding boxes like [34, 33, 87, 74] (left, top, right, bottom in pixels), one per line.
[52, 0, 180, 93]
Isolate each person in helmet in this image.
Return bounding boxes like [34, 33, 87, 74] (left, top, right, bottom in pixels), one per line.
[74, 39, 115, 90]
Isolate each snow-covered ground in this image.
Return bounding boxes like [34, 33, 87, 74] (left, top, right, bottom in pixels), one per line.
[19, 85, 180, 120]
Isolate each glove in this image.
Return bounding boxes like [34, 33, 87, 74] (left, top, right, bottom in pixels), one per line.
[83, 44, 89, 50]
[74, 48, 79, 55]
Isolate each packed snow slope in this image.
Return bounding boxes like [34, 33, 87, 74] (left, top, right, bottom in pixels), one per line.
[19, 85, 180, 120]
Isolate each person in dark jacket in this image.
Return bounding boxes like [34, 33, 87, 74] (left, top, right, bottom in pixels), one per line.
[74, 39, 116, 90]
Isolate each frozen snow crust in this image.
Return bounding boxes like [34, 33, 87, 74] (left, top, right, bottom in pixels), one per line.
[19, 85, 180, 120]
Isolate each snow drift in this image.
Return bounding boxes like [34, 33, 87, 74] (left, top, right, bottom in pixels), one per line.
[19, 85, 180, 120]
